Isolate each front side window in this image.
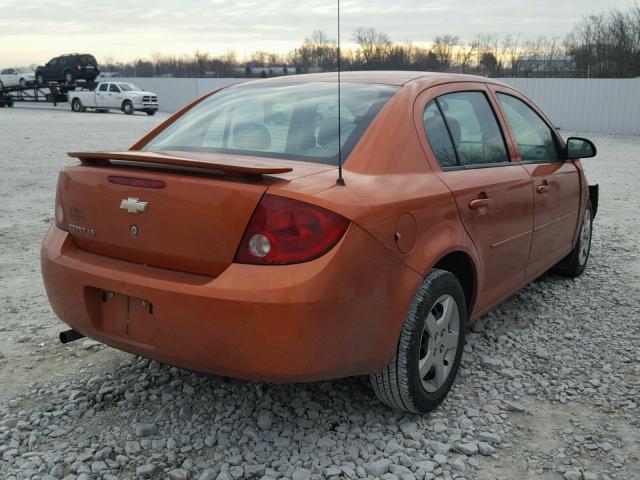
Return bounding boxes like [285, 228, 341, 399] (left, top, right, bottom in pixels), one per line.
[118, 83, 141, 92]
[143, 82, 399, 165]
[109, 84, 120, 93]
[497, 93, 561, 162]
[423, 101, 457, 168]
[437, 91, 509, 167]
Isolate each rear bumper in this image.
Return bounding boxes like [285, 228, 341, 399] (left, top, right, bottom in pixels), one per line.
[41, 225, 419, 382]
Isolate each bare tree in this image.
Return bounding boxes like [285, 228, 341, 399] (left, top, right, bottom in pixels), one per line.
[353, 27, 391, 65]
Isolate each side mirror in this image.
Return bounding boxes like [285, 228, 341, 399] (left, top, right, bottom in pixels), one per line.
[566, 137, 596, 159]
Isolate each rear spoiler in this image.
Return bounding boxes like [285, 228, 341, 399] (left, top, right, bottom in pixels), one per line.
[68, 151, 294, 175]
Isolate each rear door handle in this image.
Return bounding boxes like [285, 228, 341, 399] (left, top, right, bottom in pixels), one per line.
[537, 180, 550, 194]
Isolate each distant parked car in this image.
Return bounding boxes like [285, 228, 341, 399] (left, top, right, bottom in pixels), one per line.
[67, 82, 158, 115]
[35, 54, 100, 84]
[0, 68, 35, 89]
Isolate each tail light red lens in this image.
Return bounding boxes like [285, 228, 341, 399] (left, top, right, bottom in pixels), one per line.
[235, 194, 349, 265]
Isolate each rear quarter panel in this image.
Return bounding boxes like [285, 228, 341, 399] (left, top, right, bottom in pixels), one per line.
[269, 81, 480, 317]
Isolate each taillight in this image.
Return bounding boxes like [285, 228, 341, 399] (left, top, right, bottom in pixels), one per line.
[54, 174, 67, 231]
[235, 194, 349, 265]
[76, 64, 81, 70]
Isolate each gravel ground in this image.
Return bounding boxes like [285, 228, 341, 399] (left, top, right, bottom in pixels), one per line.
[0, 105, 638, 480]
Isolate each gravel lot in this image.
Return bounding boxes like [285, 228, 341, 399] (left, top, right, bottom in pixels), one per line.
[0, 105, 638, 480]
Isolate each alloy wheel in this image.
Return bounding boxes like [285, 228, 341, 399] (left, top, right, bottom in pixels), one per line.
[578, 208, 592, 265]
[418, 294, 460, 393]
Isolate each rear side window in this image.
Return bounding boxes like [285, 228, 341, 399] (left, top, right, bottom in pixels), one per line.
[437, 92, 509, 167]
[99, 83, 109, 92]
[144, 82, 398, 165]
[497, 94, 561, 162]
[80, 55, 98, 65]
[423, 101, 457, 168]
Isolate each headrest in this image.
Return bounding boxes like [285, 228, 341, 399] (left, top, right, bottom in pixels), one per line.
[232, 122, 271, 150]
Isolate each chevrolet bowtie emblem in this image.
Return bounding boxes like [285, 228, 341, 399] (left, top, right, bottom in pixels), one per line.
[120, 197, 148, 214]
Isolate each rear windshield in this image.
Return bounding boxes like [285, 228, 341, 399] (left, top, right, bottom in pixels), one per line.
[79, 55, 97, 65]
[143, 82, 399, 165]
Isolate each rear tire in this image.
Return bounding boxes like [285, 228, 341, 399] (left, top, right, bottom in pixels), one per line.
[122, 101, 134, 115]
[71, 98, 84, 113]
[371, 269, 466, 413]
[146, 110, 156, 116]
[553, 200, 593, 278]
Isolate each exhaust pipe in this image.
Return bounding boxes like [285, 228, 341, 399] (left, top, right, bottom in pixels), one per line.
[59, 329, 85, 344]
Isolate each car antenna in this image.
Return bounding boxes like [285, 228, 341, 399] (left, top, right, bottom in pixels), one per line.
[336, 0, 346, 186]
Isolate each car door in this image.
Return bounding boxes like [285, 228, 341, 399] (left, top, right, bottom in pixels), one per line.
[3, 69, 18, 87]
[107, 83, 123, 108]
[416, 84, 534, 313]
[96, 83, 109, 106]
[490, 87, 581, 279]
[46, 58, 61, 80]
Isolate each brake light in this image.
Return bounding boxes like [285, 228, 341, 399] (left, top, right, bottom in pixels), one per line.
[108, 176, 166, 189]
[76, 64, 81, 70]
[235, 194, 349, 265]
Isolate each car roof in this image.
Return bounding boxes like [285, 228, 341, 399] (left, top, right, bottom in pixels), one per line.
[254, 70, 509, 87]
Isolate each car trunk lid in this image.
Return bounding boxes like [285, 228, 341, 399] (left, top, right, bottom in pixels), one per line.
[58, 151, 335, 276]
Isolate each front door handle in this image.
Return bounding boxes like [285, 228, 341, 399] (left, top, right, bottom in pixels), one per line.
[537, 180, 550, 194]
[468, 197, 491, 214]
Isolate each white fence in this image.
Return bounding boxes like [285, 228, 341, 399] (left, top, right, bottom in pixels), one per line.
[500, 78, 640, 135]
[118, 77, 640, 135]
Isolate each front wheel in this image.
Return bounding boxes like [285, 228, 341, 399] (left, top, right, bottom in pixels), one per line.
[553, 200, 593, 277]
[145, 110, 156, 116]
[371, 269, 466, 413]
[122, 101, 134, 115]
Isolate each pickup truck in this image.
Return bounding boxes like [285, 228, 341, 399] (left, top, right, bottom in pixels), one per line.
[67, 82, 159, 115]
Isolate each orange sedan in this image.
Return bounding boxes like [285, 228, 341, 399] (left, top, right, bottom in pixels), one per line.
[41, 72, 597, 413]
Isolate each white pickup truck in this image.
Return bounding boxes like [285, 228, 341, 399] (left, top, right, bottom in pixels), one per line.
[67, 82, 159, 115]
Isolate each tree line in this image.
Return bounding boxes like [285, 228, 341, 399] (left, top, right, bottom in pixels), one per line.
[101, 4, 640, 79]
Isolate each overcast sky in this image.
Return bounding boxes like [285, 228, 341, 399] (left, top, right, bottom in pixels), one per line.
[0, 0, 636, 68]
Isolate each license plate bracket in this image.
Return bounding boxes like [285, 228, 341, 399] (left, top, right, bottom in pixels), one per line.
[91, 289, 154, 344]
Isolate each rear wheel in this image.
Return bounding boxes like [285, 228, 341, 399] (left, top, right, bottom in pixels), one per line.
[553, 200, 593, 277]
[122, 101, 134, 115]
[71, 98, 84, 113]
[371, 269, 466, 413]
[145, 110, 156, 116]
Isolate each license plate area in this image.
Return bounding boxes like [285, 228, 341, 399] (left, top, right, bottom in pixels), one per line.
[86, 288, 154, 344]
